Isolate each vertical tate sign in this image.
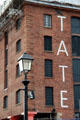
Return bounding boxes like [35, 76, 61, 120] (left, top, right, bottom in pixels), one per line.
[57, 16, 69, 108]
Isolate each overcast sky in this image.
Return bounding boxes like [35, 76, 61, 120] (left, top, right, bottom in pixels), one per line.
[0, 0, 5, 5]
[53, 0, 80, 5]
[0, 0, 80, 5]
[0, 0, 7, 5]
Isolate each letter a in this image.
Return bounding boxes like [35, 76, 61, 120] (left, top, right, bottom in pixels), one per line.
[57, 40, 68, 56]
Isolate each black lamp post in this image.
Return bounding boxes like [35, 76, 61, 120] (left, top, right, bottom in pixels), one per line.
[18, 53, 33, 120]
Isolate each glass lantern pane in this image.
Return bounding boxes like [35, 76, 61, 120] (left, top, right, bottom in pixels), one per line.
[23, 59, 32, 71]
[19, 60, 23, 72]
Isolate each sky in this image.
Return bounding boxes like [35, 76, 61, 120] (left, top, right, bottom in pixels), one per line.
[0, 0, 5, 5]
[52, 0, 80, 5]
[0, 0, 80, 5]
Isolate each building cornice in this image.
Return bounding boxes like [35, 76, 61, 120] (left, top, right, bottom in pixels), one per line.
[0, 0, 80, 17]
[25, 0, 80, 11]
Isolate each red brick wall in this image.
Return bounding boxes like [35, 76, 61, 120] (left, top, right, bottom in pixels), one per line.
[0, 3, 80, 119]
[24, 4, 75, 118]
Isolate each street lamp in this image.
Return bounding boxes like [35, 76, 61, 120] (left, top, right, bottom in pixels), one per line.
[18, 52, 33, 120]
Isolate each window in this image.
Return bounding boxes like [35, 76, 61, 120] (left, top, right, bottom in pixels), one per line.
[16, 39, 21, 52]
[72, 59, 80, 82]
[16, 64, 20, 77]
[44, 15, 52, 28]
[4, 70, 8, 89]
[5, 32, 8, 46]
[4, 31, 8, 89]
[44, 36, 52, 51]
[72, 36, 80, 56]
[16, 90, 20, 104]
[5, 49, 8, 66]
[16, 18, 21, 30]
[3, 96, 8, 108]
[71, 17, 80, 34]
[74, 85, 80, 110]
[45, 59, 53, 77]
[75, 112, 80, 118]
[45, 87, 53, 106]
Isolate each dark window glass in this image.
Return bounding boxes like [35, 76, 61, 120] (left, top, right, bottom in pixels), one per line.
[16, 64, 20, 77]
[16, 18, 21, 30]
[44, 36, 52, 51]
[72, 59, 80, 82]
[72, 36, 80, 56]
[5, 49, 8, 66]
[4, 96, 8, 108]
[5, 32, 8, 45]
[45, 60, 53, 77]
[44, 15, 52, 28]
[74, 85, 80, 110]
[16, 90, 20, 104]
[71, 17, 80, 34]
[75, 112, 80, 118]
[16, 39, 21, 52]
[45, 87, 53, 105]
[4, 70, 8, 89]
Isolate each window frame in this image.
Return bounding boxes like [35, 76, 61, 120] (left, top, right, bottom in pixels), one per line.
[5, 31, 8, 46]
[16, 90, 21, 104]
[16, 39, 21, 53]
[16, 64, 20, 78]
[44, 14, 52, 28]
[5, 49, 8, 66]
[3, 96, 8, 109]
[74, 85, 80, 110]
[16, 18, 21, 30]
[71, 17, 80, 34]
[72, 59, 80, 82]
[44, 36, 52, 51]
[45, 59, 53, 78]
[72, 36, 80, 56]
[45, 87, 53, 106]
[4, 70, 8, 89]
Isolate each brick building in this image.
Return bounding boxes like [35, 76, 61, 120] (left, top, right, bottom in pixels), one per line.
[0, 0, 80, 119]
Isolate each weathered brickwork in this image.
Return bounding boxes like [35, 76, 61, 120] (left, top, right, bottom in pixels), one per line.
[0, 2, 80, 119]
